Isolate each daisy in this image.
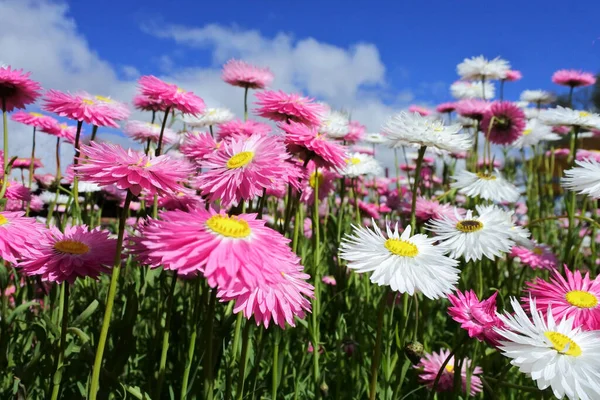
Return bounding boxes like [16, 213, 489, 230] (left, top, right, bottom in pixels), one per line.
[539, 107, 600, 131]
[41, 122, 78, 142]
[12, 158, 43, 170]
[480, 101, 526, 145]
[157, 189, 204, 212]
[217, 119, 271, 139]
[451, 80, 496, 100]
[11, 111, 57, 131]
[408, 105, 432, 116]
[39, 190, 70, 205]
[340, 152, 382, 177]
[42, 90, 126, 128]
[382, 112, 472, 154]
[138, 75, 205, 115]
[510, 242, 558, 270]
[436, 102, 457, 113]
[503, 70, 522, 81]
[1, 181, 31, 201]
[280, 120, 347, 169]
[552, 70, 597, 88]
[496, 297, 600, 400]
[180, 131, 221, 163]
[520, 90, 556, 105]
[300, 162, 337, 205]
[318, 108, 349, 138]
[451, 169, 520, 202]
[340, 221, 460, 299]
[255, 90, 325, 127]
[455, 99, 491, 120]
[75, 142, 193, 196]
[513, 119, 560, 148]
[427, 205, 515, 262]
[414, 197, 454, 222]
[562, 159, 600, 198]
[221, 59, 274, 89]
[415, 348, 483, 396]
[0, 65, 42, 112]
[132, 94, 168, 112]
[124, 120, 177, 145]
[343, 120, 366, 143]
[0, 211, 46, 264]
[525, 268, 600, 331]
[457, 55, 510, 81]
[448, 290, 504, 346]
[195, 134, 295, 207]
[18, 225, 116, 284]
[364, 133, 386, 144]
[183, 108, 234, 127]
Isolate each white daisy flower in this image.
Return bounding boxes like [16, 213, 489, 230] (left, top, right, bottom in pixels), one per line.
[513, 119, 560, 148]
[319, 109, 349, 138]
[520, 90, 556, 105]
[382, 112, 472, 154]
[514, 101, 530, 109]
[183, 108, 234, 127]
[364, 133, 386, 144]
[496, 297, 600, 400]
[340, 221, 459, 299]
[493, 205, 533, 249]
[456, 115, 478, 128]
[539, 106, 600, 130]
[562, 159, 600, 199]
[523, 108, 541, 120]
[451, 80, 496, 100]
[451, 169, 520, 202]
[39, 190, 69, 205]
[427, 205, 515, 262]
[74, 181, 101, 193]
[457, 56, 510, 81]
[340, 152, 382, 177]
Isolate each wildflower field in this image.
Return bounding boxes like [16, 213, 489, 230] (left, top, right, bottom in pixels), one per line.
[1, 55, 600, 400]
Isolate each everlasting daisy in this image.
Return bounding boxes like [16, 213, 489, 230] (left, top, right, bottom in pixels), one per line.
[364, 133, 386, 144]
[451, 80, 496, 100]
[562, 159, 600, 198]
[451, 169, 520, 202]
[11, 111, 57, 131]
[340, 152, 382, 177]
[455, 99, 491, 120]
[513, 119, 560, 148]
[343, 120, 366, 143]
[221, 59, 274, 89]
[300, 162, 337, 205]
[0, 211, 45, 264]
[457, 55, 510, 81]
[480, 101, 526, 145]
[436, 102, 457, 113]
[138, 75, 205, 115]
[41, 122, 78, 142]
[18, 225, 116, 284]
[280, 121, 347, 169]
[12, 158, 43, 170]
[132, 94, 168, 112]
[42, 90, 126, 128]
[503, 70, 522, 81]
[408, 105, 432, 116]
[414, 197, 454, 222]
[340, 221, 459, 299]
[180, 132, 221, 163]
[539, 107, 600, 131]
[0, 66, 42, 112]
[427, 205, 515, 261]
[382, 112, 472, 154]
[183, 108, 234, 127]
[511, 243, 558, 270]
[448, 290, 504, 346]
[124, 120, 177, 145]
[552, 70, 597, 88]
[75, 142, 193, 196]
[415, 348, 483, 396]
[217, 119, 271, 139]
[318, 109, 349, 138]
[1, 181, 31, 201]
[255, 90, 325, 126]
[520, 90, 555, 105]
[496, 297, 600, 400]
[525, 268, 600, 331]
[157, 189, 204, 212]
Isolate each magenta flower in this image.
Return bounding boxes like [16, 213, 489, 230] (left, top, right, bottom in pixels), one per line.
[510, 243, 558, 270]
[455, 99, 490, 120]
[180, 132, 221, 164]
[0, 211, 46, 264]
[480, 101, 526, 145]
[503, 70, 522, 81]
[12, 158, 43, 170]
[217, 119, 271, 140]
[42, 90, 127, 128]
[0, 66, 42, 112]
[2, 181, 31, 202]
[124, 120, 177, 144]
[255, 90, 325, 126]
[415, 197, 454, 222]
[322, 275, 337, 286]
[414, 348, 483, 396]
[447, 290, 504, 346]
[524, 268, 600, 331]
[157, 189, 204, 212]
[75, 142, 193, 196]
[300, 161, 337, 205]
[138, 76, 205, 115]
[436, 102, 457, 113]
[19, 225, 117, 284]
[280, 121, 346, 169]
[343, 120, 366, 143]
[221, 59, 274, 89]
[41, 121, 78, 142]
[408, 105, 432, 116]
[11, 111, 57, 131]
[132, 94, 169, 112]
[552, 69, 596, 87]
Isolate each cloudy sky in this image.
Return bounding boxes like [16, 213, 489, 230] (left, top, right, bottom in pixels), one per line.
[2, 0, 600, 173]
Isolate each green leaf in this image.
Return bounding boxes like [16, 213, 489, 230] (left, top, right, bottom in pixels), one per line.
[72, 299, 99, 326]
[5, 301, 39, 325]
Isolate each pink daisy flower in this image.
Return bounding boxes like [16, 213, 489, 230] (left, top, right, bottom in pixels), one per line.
[42, 90, 127, 128]
[476, 159, 502, 169]
[124, 120, 177, 144]
[132, 94, 169, 112]
[408, 105, 432, 116]
[12, 158, 43, 170]
[552, 69, 596, 87]
[11, 111, 57, 131]
[255, 90, 324, 126]
[195, 134, 295, 207]
[322, 275, 337, 286]
[480, 101, 526, 145]
[0, 211, 46, 264]
[157, 189, 204, 212]
[448, 290, 504, 346]
[221, 59, 274, 89]
[510, 243, 558, 270]
[0, 66, 42, 112]
[18, 225, 117, 284]
[138, 75, 205, 115]
[280, 121, 346, 169]
[552, 125, 571, 135]
[343, 120, 366, 143]
[415, 197, 454, 222]
[351, 145, 375, 156]
[436, 102, 457, 113]
[300, 161, 337, 205]
[75, 142, 193, 196]
[524, 268, 600, 331]
[2, 181, 31, 201]
[455, 99, 490, 120]
[35, 173, 56, 188]
[503, 70, 522, 81]
[41, 122, 78, 142]
[180, 132, 221, 164]
[415, 348, 483, 396]
[217, 119, 271, 140]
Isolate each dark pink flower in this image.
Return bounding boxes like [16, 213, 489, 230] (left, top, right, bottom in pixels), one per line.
[138, 75, 205, 115]
[503, 70, 522, 81]
[436, 102, 456, 113]
[447, 290, 504, 346]
[279, 121, 346, 169]
[255, 90, 325, 126]
[552, 69, 596, 87]
[222, 59, 274, 89]
[217, 119, 271, 140]
[0, 66, 42, 112]
[480, 101, 526, 145]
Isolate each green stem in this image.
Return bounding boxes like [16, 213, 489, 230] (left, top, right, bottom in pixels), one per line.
[156, 272, 178, 399]
[50, 283, 69, 400]
[0, 98, 9, 201]
[180, 279, 201, 400]
[71, 120, 84, 220]
[429, 335, 468, 400]
[225, 313, 243, 400]
[272, 330, 281, 400]
[235, 321, 252, 400]
[410, 146, 427, 231]
[351, 179, 361, 225]
[311, 167, 322, 394]
[244, 86, 249, 121]
[368, 295, 386, 400]
[89, 190, 132, 400]
[204, 290, 217, 400]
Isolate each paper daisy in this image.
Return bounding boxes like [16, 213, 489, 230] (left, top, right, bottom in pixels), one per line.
[340, 152, 382, 178]
[562, 159, 600, 198]
[415, 348, 483, 396]
[457, 55, 510, 81]
[451, 169, 520, 202]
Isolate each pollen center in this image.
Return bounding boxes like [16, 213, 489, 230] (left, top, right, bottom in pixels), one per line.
[565, 290, 598, 309]
[456, 220, 484, 233]
[544, 331, 582, 357]
[0, 215, 8, 226]
[445, 364, 454, 373]
[523, 129, 532, 136]
[206, 215, 251, 238]
[579, 111, 590, 118]
[81, 98, 95, 105]
[54, 240, 90, 255]
[476, 172, 496, 180]
[384, 238, 419, 257]
[94, 95, 112, 103]
[309, 172, 324, 189]
[227, 151, 254, 169]
[532, 247, 544, 255]
[30, 112, 44, 117]
[349, 157, 361, 165]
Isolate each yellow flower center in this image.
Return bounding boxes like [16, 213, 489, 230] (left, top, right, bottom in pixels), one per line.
[29, 112, 44, 117]
[347, 157, 361, 165]
[0, 215, 8, 226]
[227, 151, 254, 169]
[81, 98, 95, 105]
[456, 220, 484, 233]
[206, 215, 251, 238]
[523, 129, 532, 136]
[565, 290, 598, 309]
[309, 172, 324, 189]
[433, 126, 444, 132]
[384, 238, 419, 257]
[579, 111, 590, 118]
[94, 95, 112, 103]
[134, 158, 152, 168]
[532, 247, 544, 255]
[60, 123, 68, 129]
[177, 87, 185, 93]
[476, 172, 496, 180]
[54, 240, 90, 255]
[544, 331, 582, 357]
[445, 364, 454, 373]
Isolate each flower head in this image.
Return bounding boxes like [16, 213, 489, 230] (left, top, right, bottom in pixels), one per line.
[344, 120, 366, 143]
[540, 106, 600, 130]
[132, 94, 169, 112]
[43, 90, 128, 128]
[217, 119, 271, 140]
[451, 80, 495, 100]
[318, 109, 349, 138]
[455, 99, 491, 120]
[11, 111, 57, 130]
[451, 169, 520, 202]
[280, 120, 347, 169]
[457, 56, 510, 81]
[183, 108, 234, 127]
[255, 90, 325, 126]
[414, 197, 454, 221]
[511, 243, 558, 270]
[180, 132, 221, 163]
[340, 152, 382, 178]
[408, 105, 432, 116]
[503, 70, 522, 81]
[124, 120, 177, 144]
[0, 66, 42, 112]
[520, 90, 555, 105]
[552, 69, 596, 88]
[448, 290, 504, 346]
[222, 59, 274, 89]
[436, 102, 457, 113]
[415, 348, 483, 396]
[513, 118, 560, 148]
[138, 75, 205, 115]
[562, 159, 600, 199]
[0, 211, 46, 264]
[481, 101, 526, 145]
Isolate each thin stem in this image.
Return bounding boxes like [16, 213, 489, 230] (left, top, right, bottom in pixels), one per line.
[568, 86, 574, 108]
[235, 321, 252, 400]
[0, 98, 9, 200]
[180, 279, 201, 400]
[156, 272, 179, 399]
[55, 137, 61, 183]
[89, 190, 133, 400]
[368, 295, 386, 400]
[155, 107, 172, 157]
[225, 313, 243, 400]
[410, 146, 427, 231]
[429, 335, 467, 400]
[311, 167, 321, 394]
[90, 125, 99, 142]
[351, 179, 361, 225]
[71, 120, 84, 220]
[50, 283, 69, 400]
[243, 86, 249, 121]
[272, 330, 281, 400]
[204, 290, 217, 400]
